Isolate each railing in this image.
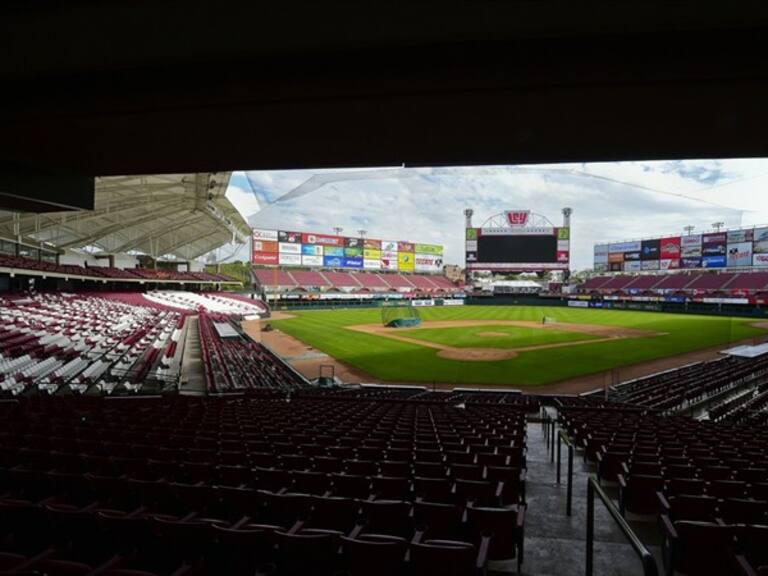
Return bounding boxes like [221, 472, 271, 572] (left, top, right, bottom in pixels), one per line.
[557, 429, 574, 516]
[586, 476, 659, 576]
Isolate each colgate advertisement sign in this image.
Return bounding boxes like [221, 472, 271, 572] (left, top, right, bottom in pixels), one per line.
[505, 210, 530, 226]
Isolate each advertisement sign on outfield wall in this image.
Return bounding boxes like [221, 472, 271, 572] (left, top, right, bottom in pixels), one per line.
[343, 257, 363, 268]
[398, 252, 415, 272]
[381, 250, 398, 260]
[641, 260, 660, 270]
[323, 256, 344, 268]
[466, 228, 478, 240]
[641, 239, 660, 260]
[380, 257, 398, 270]
[623, 251, 641, 261]
[609, 241, 641, 253]
[363, 248, 382, 260]
[558, 227, 570, 240]
[252, 240, 279, 253]
[412, 299, 435, 307]
[252, 252, 279, 265]
[702, 243, 726, 257]
[660, 237, 681, 259]
[728, 229, 754, 243]
[397, 241, 415, 253]
[753, 254, 768, 267]
[754, 240, 768, 254]
[659, 258, 680, 270]
[344, 247, 362, 257]
[624, 261, 642, 272]
[381, 241, 398, 252]
[609, 262, 623, 271]
[727, 242, 753, 267]
[345, 237, 362, 248]
[302, 233, 343, 246]
[279, 253, 302, 265]
[557, 240, 570, 251]
[363, 258, 381, 270]
[681, 235, 702, 257]
[278, 242, 302, 254]
[253, 229, 279, 241]
[568, 300, 590, 308]
[415, 243, 443, 255]
[608, 253, 624, 263]
[364, 239, 382, 250]
[755, 228, 768, 243]
[301, 244, 324, 256]
[595, 263, 608, 272]
[556, 251, 569, 263]
[415, 254, 442, 272]
[324, 246, 344, 257]
[301, 255, 323, 267]
[465, 240, 478, 252]
[681, 257, 702, 268]
[278, 230, 302, 243]
[702, 255, 726, 268]
[702, 232, 727, 245]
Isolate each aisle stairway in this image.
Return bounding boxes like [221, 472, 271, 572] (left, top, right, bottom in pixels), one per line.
[179, 316, 206, 395]
[518, 419, 662, 576]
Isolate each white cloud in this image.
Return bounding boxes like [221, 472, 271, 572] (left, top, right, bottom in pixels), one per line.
[222, 160, 768, 270]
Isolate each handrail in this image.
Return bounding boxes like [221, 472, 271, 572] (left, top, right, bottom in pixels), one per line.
[557, 429, 574, 516]
[586, 475, 659, 576]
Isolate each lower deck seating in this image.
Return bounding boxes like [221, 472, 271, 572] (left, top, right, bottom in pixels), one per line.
[0, 395, 528, 576]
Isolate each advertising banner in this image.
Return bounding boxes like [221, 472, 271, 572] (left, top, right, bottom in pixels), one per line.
[415, 243, 443, 255]
[412, 299, 436, 307]
[301, 233, 343, 246]
[623, 251, 641, 261]
[681, 257, 702, 268]
[301, 244, 324, 256]
[755, 227, 768, 243]
[465, 240, 478, 251]
[728, 229, 753, 243]
[381, 241, 398, 252]
[659, 258, 680, 270]
[702, 232, 727, 245]
[594, 244, 609, 256]
[343, 256, 363, 268]
[344, 247, 362, 257]
[594, 263, 608, 272]
[727, 242, 753, 267]
[363, 258, 380, 269]
[609, 241, 641, 253]
[345, 237, 362, 248]
[380, 257, 398, 270]
[252, 252, 279, 265]
[364, 239, 382, 250]
[557, 240, 570, 251]
[754, 240, 768, 254]
[556, 251, 569, 263]
[322, 255, 344, 268]
[753, 254, 768, 267]
[702, 242, 726, 257]
[609, 262, 623, 271]
[641, 260, 660, 270]
[278, 253, 301, 265]
[660, 237, 682, 259]
[624, 261, 642, 272]
[252, 229, 279, 241]
[363, 248, 382, 260]
[415, 254, 442, 272]
[641, 239, 660, 260]
[466, 252, 478, 262]
[323, 246, 344, 257]
[279, 242, 302, 254]
[681, 235, 702, 257]
[557, 227, 570, 240]
[381, 250, 398, 260]
[301, 255, 323, 267]
[608, 253, 624, 264]
[397, 241, 415, 253]
[278, 230, 302, 243]
[466, 228, 478, 240]
[398, 252, 415, 272]
[702, 255, 726, 268]
[252, 240, 279, 253]
[568, 300, 589, 308]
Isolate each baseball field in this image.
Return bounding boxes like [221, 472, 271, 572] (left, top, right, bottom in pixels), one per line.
[265, 305, 768, 388]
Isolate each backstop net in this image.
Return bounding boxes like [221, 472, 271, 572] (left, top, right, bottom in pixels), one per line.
[381, 304, 422, 328]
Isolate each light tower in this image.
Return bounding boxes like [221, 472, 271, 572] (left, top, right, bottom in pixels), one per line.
[562, 207, 572, 228]
[333, 227, 343, 236]
[712, 221, 725, 232]
[464, 208, 474, 228]
[562, 207, 573, 282]
[684, 225, 695, 235]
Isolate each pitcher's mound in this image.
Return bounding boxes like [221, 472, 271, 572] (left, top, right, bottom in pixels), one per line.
[437, 348, 518, 361]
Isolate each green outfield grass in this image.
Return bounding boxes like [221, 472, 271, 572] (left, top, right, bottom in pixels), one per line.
[268, 306, 767, 386]
[396, 324, 597, 349]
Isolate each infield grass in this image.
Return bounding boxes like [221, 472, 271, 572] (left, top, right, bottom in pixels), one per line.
[268, 306, 766, 386]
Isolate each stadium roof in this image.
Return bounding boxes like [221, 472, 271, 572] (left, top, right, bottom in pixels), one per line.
[0, 173, 250, 260]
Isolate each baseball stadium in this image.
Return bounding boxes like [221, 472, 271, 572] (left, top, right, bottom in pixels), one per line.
[6, 6, 768, 576]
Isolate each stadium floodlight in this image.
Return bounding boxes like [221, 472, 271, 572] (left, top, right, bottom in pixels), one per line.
[333, 227, 343, 236]
[684, 225, 695, 235]
[712, 221, 725, 231]
[358, 229, 367, 239]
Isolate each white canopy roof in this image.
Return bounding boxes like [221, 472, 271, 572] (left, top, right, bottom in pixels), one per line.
[0, 172, 250, 260]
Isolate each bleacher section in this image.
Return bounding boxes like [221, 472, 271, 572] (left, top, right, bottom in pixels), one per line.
[580, 270, 768, 296]
[143, 291, 267, 315]
[0, 254, 235, 284]
[254, 268, 459, 294]
[0, 293, 186, 396]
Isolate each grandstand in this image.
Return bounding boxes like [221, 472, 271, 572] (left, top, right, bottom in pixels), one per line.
[253, 269, 461, 295]
[579, 269, 768, 297]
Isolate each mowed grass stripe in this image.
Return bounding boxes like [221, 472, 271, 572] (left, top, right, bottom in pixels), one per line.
[269, 306, 766, 386]
[396, 325, 597, 349]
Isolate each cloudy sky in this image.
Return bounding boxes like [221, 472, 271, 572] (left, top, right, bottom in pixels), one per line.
[223, 159, 768, 270]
